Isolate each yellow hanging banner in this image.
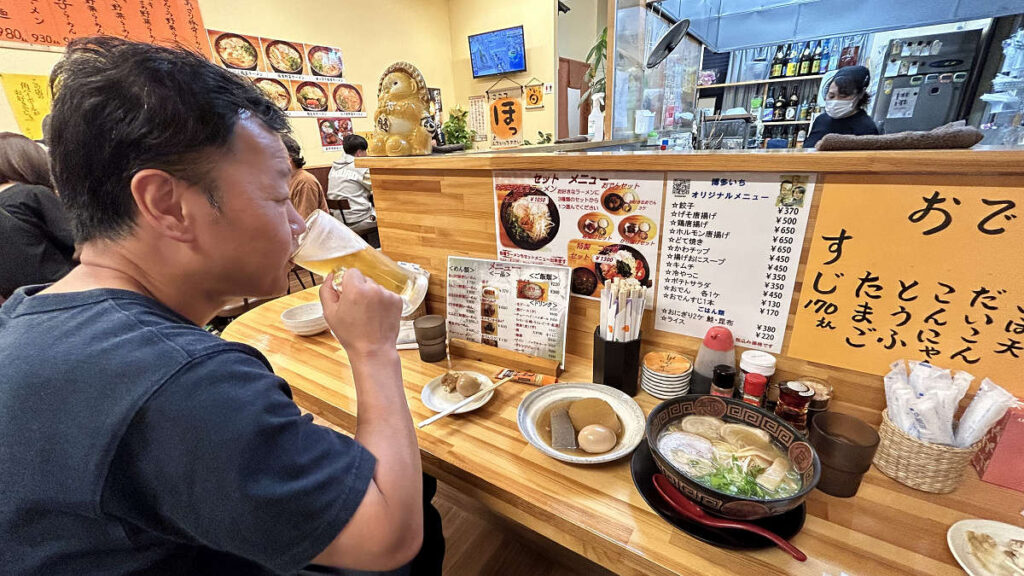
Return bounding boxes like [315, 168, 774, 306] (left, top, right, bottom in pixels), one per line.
[1, 74, 52, 141]
[787, 174, 1024, 391]
[524, 84, 544, 109]
[488, 93, 523, 149]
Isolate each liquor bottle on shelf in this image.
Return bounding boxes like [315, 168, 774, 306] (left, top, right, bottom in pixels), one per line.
[811, 41, 823, 74]
[797, 127, 807, 148]
[770, 45, 785, 78]
[799, 42, 813, 76]
[820, 39, 831, 74]
[773, 86, 787, 121]
[787, 126, 796, 148]
[762, 88, 775, 122]
[785, 86, 799, 121]
[785, 44, 798, 77]
[798, 94, 810, 121]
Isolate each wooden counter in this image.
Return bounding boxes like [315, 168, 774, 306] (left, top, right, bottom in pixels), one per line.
[358, 146, 1024, 175]
[223, 288, 1024, 576]
[353, 146, 1024, 426]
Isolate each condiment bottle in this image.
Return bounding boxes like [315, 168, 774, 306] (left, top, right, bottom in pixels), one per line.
[742, 373, 767, 408]
[691, 326, 735, 395]
[739, 350, 776, 400]
[710, 364, 736, 397]
[775, 380, 816, 432]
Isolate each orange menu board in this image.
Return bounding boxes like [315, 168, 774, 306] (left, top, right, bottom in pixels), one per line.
[788, 175, 1024, 387]
[2, 0, 210, 57]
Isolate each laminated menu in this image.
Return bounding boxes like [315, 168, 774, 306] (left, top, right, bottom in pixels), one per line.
[655, 173, 816, 353]
[493, 171, 663, 307]
[446, 257, 570, 366]
[206, 30, 366, 119]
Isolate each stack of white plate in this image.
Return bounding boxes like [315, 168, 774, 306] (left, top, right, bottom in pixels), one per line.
[280, 302, 328, 336]
[641, 351, 693, 399]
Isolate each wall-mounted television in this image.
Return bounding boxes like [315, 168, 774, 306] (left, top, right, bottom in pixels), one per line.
[469, 26, 527, 78]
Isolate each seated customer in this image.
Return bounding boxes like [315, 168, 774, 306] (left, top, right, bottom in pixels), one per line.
[327, 134, 376, 233]
[282, 133, 328, 220]
[0, 37, 426, 575]
[0, 131, 76, 299]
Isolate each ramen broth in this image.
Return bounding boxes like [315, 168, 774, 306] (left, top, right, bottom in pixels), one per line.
[658, 415, 801, 499]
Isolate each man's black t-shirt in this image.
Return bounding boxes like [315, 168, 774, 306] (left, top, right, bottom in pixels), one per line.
[804, 110, 879, 149]
[0, 183, 75, 298]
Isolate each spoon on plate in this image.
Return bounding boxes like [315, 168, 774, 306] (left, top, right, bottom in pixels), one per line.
[652, 473, 807, 562]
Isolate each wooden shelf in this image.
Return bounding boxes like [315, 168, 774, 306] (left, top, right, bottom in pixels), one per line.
[703, 113, 755, 122]
[699, 75, 825, 90]
[762, 120, 812, 125]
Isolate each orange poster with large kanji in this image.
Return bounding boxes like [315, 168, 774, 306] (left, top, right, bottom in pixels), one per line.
[1, 0, 210, 57]
[787, 174, 1024, 393]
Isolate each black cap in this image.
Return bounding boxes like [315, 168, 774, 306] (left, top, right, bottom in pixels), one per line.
[712, 364, 736, 390]
[832, 65, 870, 90]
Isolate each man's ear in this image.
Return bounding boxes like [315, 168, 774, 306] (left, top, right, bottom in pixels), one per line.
[129, 169, 197, 242]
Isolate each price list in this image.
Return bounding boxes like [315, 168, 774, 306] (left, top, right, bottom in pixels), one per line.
[446, 257, 570, 365]
[655, 173, 815, 353]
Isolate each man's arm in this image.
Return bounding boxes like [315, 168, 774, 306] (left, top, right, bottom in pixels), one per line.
[312, 270, 422, 571]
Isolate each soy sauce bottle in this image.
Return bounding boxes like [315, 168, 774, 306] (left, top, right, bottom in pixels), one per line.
[710, 364, 736, 398]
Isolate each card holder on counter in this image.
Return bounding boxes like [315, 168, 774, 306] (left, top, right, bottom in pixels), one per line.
[592, 327, 642, 397]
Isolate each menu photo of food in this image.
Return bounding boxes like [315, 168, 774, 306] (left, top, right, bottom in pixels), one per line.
[318, 117, 353, 149]
[493, 171, 664, 304]
[517, 280, 549, 302]
[263, 38, 308, 76]
[332, 83, 364, 113]
[252, 78, 291, 111]
[209, 31, 266, 73]
[568, 239, 655, 306]
[307, 46, 344, 78]
[497, 184, 561, 252]
[289, 80, 330, 113]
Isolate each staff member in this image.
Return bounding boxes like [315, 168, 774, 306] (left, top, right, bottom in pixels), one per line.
[804, 65, 879, 149]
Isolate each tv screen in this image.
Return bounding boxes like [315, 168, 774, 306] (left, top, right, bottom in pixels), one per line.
[469, 26, 526, 78]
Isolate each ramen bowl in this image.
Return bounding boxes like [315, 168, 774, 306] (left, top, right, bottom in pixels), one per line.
[646, 395, 820, 520]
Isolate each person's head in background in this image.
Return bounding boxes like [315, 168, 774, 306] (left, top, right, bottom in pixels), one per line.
[0, 131, 53, 188]
[39, 114, 52, 146]
[281, 133, 305, 171]
[825, 65, 871, 119]
[48, 36, 305, 303]
[343, 134, 368, 158]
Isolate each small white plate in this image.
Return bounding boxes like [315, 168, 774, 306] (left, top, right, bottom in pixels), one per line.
[517, 382, 645, 465]
[948, 519, 1024, 576]
[421, 372, 494, 415]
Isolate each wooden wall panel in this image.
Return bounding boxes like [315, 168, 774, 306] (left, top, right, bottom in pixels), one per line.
[370, 166, 1021, 424]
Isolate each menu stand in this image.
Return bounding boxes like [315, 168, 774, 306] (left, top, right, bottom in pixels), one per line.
[449, 338, 562, 378]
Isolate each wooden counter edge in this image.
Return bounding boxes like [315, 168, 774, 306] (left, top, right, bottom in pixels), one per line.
[351, 147, 1024, 175]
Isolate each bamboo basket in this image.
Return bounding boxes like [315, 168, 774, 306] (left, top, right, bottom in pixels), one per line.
[872, 410, 979, 494]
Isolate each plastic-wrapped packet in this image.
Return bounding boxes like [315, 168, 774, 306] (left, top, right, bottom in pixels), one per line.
[954, 379, 1020, 448]
[884, 364, 918, 437]
[908, 361, 951, 397]
[908, 394, 953, 445]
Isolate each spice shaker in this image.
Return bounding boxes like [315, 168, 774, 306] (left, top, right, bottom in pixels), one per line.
[742, 373, 768, 408]
[710, 364, 736, 397]
[740, 350, 776, 405]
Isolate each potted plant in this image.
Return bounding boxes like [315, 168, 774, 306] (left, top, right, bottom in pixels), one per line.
[441, 106, 477, 150]
[580, 27, 607, 110]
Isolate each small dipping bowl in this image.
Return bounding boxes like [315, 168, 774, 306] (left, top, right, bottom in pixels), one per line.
[808, 412, 880, 498]
[280, 302, 328, 336]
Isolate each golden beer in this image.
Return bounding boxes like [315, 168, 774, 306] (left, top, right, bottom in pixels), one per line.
[292, 210, 428, 315]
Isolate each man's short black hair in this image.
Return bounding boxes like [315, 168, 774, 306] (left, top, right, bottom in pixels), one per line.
[342, 134, 368, 156]
[281, 133, 305, 169]
[49, 36, 289, 243]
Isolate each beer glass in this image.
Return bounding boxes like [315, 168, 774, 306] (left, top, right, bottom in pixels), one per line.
[291, 210, 428, 316]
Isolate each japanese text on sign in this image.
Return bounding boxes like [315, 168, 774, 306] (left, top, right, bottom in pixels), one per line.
[788, 175, 1024, 386]
[446, 257, 570, 366]
[0, 74, 50, 141]
[656, 173, 816, 353]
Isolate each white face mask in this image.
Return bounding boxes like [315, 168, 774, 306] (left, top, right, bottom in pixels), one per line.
[825, 98, 858, 119]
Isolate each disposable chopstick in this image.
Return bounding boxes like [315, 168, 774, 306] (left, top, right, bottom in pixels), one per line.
[416, 375, 514, 429]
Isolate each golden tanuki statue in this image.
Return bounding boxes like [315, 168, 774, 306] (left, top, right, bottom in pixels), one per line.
[368, 62, 434, 156]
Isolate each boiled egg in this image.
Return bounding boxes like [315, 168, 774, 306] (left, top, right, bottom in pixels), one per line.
[577, 424, 617, 453]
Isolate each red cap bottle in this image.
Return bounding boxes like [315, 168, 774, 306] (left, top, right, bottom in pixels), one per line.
[702, 326, 735, 351]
